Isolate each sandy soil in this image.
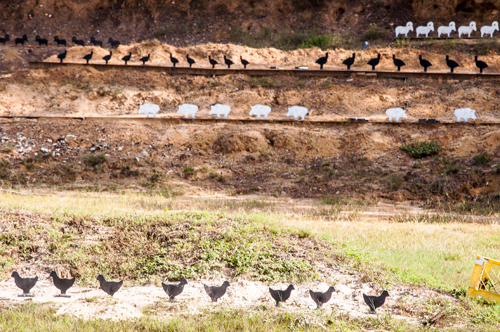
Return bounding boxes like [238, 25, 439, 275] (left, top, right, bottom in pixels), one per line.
[0, 268, 447, 323]
[42, 43, 500, 72]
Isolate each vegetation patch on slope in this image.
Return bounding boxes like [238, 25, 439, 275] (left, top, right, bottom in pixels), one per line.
[0, 210, 343, 284]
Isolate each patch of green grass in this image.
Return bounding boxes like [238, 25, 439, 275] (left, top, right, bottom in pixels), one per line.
[0, 210, 328, 284]
[401, 140, 441, 159]
[395, 38, 410, 48]
[249, 77, 279, 88]
[300, 34, 332, 50]
[0, 302, 452, 332]
[183, 166, 196, 176]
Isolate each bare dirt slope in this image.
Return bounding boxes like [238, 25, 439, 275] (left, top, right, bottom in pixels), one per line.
[1, 1, 499, 47]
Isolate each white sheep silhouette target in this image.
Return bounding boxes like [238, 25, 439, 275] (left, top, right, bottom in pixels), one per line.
[481, 21, 499, 38]
[416, 22, 434, 38]
[386, 108, 408, 122]
[458, 22, 477, 38]
[395, 22, 413, 38]
[437, 22, 456, 38]
[209, 104, 231, 119]
[249, 105, 272, 120]
[286, 106, 308, 121]
[177, 104, 199, 119]
[138, 103, 160, 118]
[454, 108, 477, 123]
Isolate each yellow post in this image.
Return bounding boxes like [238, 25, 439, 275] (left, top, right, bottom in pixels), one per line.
[467, 256, 500, 302]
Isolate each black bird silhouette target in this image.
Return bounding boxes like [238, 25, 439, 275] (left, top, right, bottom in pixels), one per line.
[204, 281, 230, 303]
[269, 284, 295, 306]
[162, 278, 188, 301]
[309, 286, 336, 309]
[419, 55, 432, 72]
[367, 54, 381, 71]
[11, 271, 38, 297]
[315, 52, 328, 70]
[342, 53, 355, 70]
[363, 290, 389, 314]
[49, 271, 75, 297]
[97, 275, 123, 296]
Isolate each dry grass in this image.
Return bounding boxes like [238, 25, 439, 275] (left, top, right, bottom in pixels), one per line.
[1, 191, 500, 330]
[0, 191, 498, 291]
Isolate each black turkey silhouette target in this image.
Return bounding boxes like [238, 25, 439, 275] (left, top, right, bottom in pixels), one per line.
[83, 51, 93, 64]
[57, 50, 67, 63]
[140, 54, 150, 65]
[446, 55, 459, 73]
[342, 53, 355, 70]
[224, 55, 234, 68]
[475, 56, 488, 73]
[315, 52, 328, 70]
[209, 56, 218, 68]
[103, 51, 112, 65]
[419, 55, 432, 72]
[122, 52, 132, 65]
[240, 56, 249, 69]
[367, 54, 381, 70]
[392, 54, 405, 71]
[187, 54, 196, 68]
[170, 54, 179, 67]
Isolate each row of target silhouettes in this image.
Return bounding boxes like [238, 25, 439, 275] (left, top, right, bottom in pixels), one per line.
[395, 21, 498, 38]
[138, 103, 479, 123]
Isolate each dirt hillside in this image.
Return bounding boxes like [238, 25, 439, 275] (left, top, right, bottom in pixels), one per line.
[1, 0, 500, 46]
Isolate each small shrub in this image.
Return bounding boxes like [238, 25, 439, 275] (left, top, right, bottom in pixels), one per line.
[442, 164, 461, 175]
[84, 154, 106, 169]
[322, 196, 341, 205]
[285, 158, 295, 165]
[473, 40, 500, 55]
[249, 78, 276, 88]
[473, 153, 491, 165]
[383, 174, 403, 191]
[149, 173, 163, 183]
[401, 140, 441, 158]
[395, 38, 410, 48]
[364, 24, 386, 41]
[301, 35, 332, 50]
[412, 162, 423, 169]
[298, 230, 311, 239]
[120, 165, 139, 177]
[183, 167, 195, 176]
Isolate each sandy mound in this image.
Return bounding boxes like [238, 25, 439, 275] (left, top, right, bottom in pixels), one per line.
[43, 42, 500, 72]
